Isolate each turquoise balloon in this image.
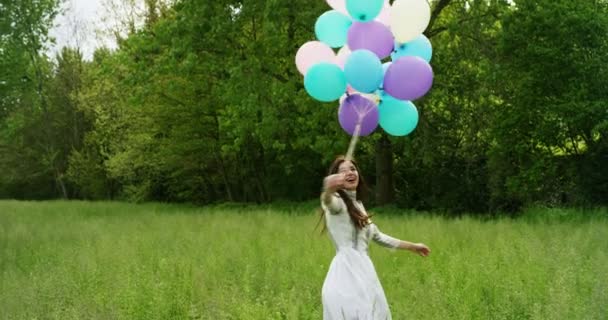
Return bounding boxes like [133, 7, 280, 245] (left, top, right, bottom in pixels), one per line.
[391, 35, 433, 62]
[346, 0, 383, 22]
[344, 49, 383, 93]
[378, 89, 389, 99]
[304, 63, 347, 102]
[379, 96, 419, 136]
[315, 10, 352, 48]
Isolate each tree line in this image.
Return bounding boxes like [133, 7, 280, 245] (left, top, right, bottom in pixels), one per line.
[1, 0, 606, 213]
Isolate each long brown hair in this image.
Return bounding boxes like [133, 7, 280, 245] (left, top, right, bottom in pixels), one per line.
[317, 156, 372, 232]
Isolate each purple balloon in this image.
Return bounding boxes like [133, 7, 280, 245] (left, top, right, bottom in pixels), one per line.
[383, 56, 434, 101]
[338, 94, 379, 136]
[347, 21, 394, 59]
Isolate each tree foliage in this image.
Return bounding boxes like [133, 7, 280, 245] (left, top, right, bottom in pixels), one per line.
[1, 0, 606, 213]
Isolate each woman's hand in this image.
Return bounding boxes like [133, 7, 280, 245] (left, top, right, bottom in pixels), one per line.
[412, 243, 431, 257]
[321, 173, 345, 207]
[323, 173, 345, 193]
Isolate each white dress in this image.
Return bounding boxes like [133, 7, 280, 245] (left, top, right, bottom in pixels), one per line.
[321, 191, 401, 320]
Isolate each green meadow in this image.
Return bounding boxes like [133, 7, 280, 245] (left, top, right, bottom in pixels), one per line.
[1, 200, 607, 319]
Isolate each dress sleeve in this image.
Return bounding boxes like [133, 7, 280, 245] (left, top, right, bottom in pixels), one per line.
[370, 224, 401, 249]
[321, 193, 344, 214]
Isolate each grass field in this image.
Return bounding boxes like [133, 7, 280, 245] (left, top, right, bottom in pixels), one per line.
[1, 200, 607, 319]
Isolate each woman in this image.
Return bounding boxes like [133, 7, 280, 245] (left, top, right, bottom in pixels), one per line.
[320, 156, 430, 319]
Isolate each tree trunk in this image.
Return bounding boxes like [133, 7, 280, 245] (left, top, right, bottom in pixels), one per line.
[375, 133, 394, 205]
[211, 111, 233, 202]
[372, 1, 452, 206]
[216, 153, 234, 202]
[55, 170, 68, 199]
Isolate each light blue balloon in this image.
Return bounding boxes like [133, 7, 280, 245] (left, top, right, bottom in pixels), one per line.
[379, 96, 419, 136]
[315, 10, 352, 48]
[344, 49, 383, 93]
[346, 0, 384, 22]
[304, 63, 347, 102]
[380, 62, 391, 88]
[391, 35, 433, 62]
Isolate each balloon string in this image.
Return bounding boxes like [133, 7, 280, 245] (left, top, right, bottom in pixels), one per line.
[344, 94, 377, 162]
[345, 116, 363, 162]
[357, 102, 375, 119]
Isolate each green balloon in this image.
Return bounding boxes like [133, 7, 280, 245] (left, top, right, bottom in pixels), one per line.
[304, 63, 347, 102]
[315, 10, 352, 48]
[346, 0, 383, 22]
[379, 96, 419, 136]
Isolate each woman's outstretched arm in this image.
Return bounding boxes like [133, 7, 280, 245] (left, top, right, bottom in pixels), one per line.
[396, 240, 431, 257]
[371, 224, 431, 257]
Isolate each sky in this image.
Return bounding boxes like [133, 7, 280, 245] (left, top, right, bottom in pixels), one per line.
[49, 0, 117, 60]
[48, 0, 516, 60]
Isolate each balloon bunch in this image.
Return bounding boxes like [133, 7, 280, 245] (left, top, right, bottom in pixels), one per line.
[296, 0, 433, 138]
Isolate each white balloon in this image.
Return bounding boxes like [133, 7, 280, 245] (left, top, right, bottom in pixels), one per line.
[335, 45, 351, 69]
[390, 0, 431, 43]
[339, 88, 381, 106]
[295, 41, 336, 75]
[375, 0, 391, 26]
[326, 0, 349, 15]
[362, 92, 380, 105]
[340, 91, 380, 105]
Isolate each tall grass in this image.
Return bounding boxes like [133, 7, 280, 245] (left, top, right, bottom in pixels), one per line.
[1, 200, 607, 319]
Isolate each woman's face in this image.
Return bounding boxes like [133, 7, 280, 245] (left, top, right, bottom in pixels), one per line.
[338, 160, 359, 191]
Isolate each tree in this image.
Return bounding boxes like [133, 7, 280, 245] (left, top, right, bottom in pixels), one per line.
[0, 0, 64, 198]
[376, 0, 510, 211]
[490, 0, 608, 209]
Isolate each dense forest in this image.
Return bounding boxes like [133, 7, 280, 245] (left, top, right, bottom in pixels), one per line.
[1, 0, 607, 213]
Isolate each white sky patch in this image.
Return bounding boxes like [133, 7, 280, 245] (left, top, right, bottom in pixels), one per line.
[49, 0, 512, 60]
[49, 0, 119, 60]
